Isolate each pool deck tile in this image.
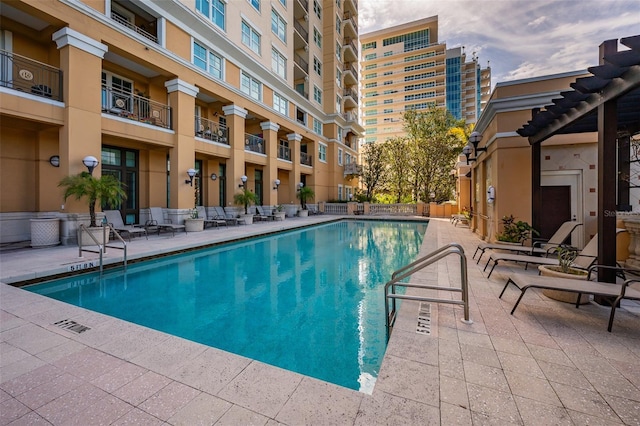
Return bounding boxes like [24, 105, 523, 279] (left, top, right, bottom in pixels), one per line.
[2, 216, 640, 425]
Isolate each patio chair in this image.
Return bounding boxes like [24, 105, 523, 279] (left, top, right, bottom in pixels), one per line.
[103, 210, 147, 241]
[500, 269, 640, 332]
[484, 234, 598, 279]
[307, 204, 321, 215]
[214, 206, 238, 226]
[196, 206, 227, 228]
[255, 206, 274, 222]
[474, 221, 583, 264]
[147, 207, 186, 236]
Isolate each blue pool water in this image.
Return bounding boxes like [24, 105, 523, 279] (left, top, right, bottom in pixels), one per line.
[27, 220, 427, 392]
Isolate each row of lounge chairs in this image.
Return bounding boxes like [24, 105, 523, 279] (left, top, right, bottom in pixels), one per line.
[473, 220, 639, 331]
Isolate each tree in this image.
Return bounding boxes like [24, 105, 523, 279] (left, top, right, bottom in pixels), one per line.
[383, 137, 412, 203]
[402, 108, 467, 203]
[360, 142, 387, 202]
[296, 186, 315, 210]
[59, 172, 127, 228]
[233, 188, 259, 214]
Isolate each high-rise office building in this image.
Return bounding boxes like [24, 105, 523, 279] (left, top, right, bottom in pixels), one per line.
[360, 16, 490, 144]
[0, 0, 364, 244]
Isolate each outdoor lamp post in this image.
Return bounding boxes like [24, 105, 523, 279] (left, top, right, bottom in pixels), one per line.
[82, 155, 99, 175]
[273, 179, 280, 190]
[239, 175, 248, 188]
[185, 168, 197, 186]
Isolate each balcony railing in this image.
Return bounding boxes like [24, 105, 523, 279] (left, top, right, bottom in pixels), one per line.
[195, 116, 228, 145]
[343, 62, 358, 80]
[293, 20, 309, 43]
[344, 88, 359, 105]
[294, 53, 309, 74]
[344, 163, 362, 176]
[245, 134, 265, 154]
[278, 144, 291, 161]
[101, 85, 171, 129]
[342, 111, 357, 122]
[343, 11, 358, 33]
[297, 0, 309, 12]
[300, 152, 313, 166]
[0, 49, 63, 101]
[111, 11, 158, 44]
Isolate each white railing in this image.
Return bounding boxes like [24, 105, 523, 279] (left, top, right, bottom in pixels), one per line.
[324, 203, 348, 214]
[369, 204, 417, 215]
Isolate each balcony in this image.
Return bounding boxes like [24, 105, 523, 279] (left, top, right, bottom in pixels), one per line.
[0, 50, 63, 102]
[293, 20, 309, 43]
[278, 143, 291, 161]
[294, 53, 309, 75]
[344, 163, 362, 176]
[343, 37, 358, 63]
[245, 134, 265, 154]
[343, 111, 358, 123]
[343, 11, 358, 37]
[344, 88, 359, 108]
[300, 151, 313, 166]
[296, 0, 309, 12]
[102, 85, 171, 129]
[110, 4, 158, 44]
[343, 62, 358, 85]
[195, 116, 228, 145]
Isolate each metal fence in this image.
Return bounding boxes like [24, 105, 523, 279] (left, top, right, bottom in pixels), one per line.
[0, 49, 63, 101]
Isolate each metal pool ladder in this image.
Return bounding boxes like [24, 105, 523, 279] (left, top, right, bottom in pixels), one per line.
[384, 243, 472, 339]
[78, 224, 128, 276]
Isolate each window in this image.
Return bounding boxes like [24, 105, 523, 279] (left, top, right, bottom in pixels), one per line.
[196, 0, 225, 30]
[336, 41, 342, 61]
[383, 71, 393, 76]
[383, 62, 393, 67]
[338, 148, 343, 165]
[271, 48, 286, 79]
[362, 41, 376, 50]
[336, 14, 341, 34]
[365, 109, 377, 116]
[383, 51, 393, 57]
[273, 92, 288, 115]
[313, 57, 321, 75]
[336, 95, 342, 113]
[313, 117, 322, 134]
[384, 99, 393, 104]
[313, 0, 321, 19]
[338, 185, 343, 201]
[345, 152, 351, 164]
[318, 143, 327, 162]
[336, 68, 342, 87]
[336, 0, 341, 8]
[193, 41, 222, 79]
[248, 0, 260, 11]
[241, 21, 261, 55]
[241, 71, 262, 101]
[313, 27, 322, 47]
[365, 82, 377, 88]
[383, 80, 393, 85]
[102, 71, 133, 112]
[365, 118, 377, 125]
[313, 85, 322, 104]
[365, 136, 377, 143]
[365, 73, 377, 79]
[383, 108, 393, 113]
[364, 53, 377, 60]
[296, 107, 307, 125]
[271, 9, 286, 42]
[337, 127, 343, 141]
[279, 0, 286, 5]
[364, 64, 377, 70]
[365, 100, 377, 106]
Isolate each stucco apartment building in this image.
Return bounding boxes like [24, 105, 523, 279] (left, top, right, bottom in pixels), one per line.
[0, 0, 363, 244]
[359, 16, 491, 144]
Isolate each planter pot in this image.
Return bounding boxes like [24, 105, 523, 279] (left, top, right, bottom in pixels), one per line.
[298, 210, 309, 217]
[185, 218, 205, 232]
[30, 218, 60, 248]
[273, 212, 286, 221]
[80, 226, 106, 246]
[538, 265, 591, 304]
[239, 214, 254, 225]
[284, 204, 298, 218]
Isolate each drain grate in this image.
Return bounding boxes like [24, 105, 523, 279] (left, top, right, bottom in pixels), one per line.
[53, 319, 91, 334]
[416, 302, 431, 335]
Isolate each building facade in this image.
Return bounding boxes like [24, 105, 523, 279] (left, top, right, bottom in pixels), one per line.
[359, 16, 490, 144]
[0, 0, 363, 244]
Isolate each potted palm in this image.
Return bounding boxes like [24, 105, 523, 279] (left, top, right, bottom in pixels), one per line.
[296, 186, 315, 217]
[59, 172, 126, 245]
[538, 245, 590, 304]
[273, 204, 286, 221]
[234, 188, 258, 225]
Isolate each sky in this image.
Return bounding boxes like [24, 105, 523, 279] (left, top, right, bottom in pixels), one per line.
[358, 0, 639, 89]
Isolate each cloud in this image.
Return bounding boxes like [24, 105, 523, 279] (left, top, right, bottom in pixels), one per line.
[359, 0, 639, 88]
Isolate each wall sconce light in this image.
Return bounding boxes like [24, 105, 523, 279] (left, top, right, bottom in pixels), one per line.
[462, 144, 474, 165]
[273, 179, 281, 190]
[210, 173, 217, 181]
[469, 131, 485, 153]
[185, 168, 197, 186]
[49, 155, 60, 167]
[239, 175, 248, 188]
[82, 155, 99, 175]
[298, 182, 304, 189]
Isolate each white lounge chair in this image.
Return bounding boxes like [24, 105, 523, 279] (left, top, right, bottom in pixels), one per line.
[256, 206, 274, 222]
[196, 206, 226, 228]
[103, 210, 147, 241]
[474, 221, 583, 264]
[214, 206, 238, 226]
[484, 234, 598, 279]
[147, 207, 186, 236]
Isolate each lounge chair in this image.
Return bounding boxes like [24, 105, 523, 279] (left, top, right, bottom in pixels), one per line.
[196, 206, 227, 228]
[474, 221, 583, 264]
[307, 204, 321, 215]
[147, 207, 186, 236]
[255, 206, 274, 222]
[103, 210, 147, 241]
[214, 206, 238, 226]
[500, 272, 640, 332]
[484, 234, 597, 279]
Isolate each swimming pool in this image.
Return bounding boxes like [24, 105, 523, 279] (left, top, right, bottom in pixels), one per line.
[26, 220, 427, 392]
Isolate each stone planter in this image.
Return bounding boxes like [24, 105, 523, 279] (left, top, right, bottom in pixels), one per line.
[184, 218, 205, 232]
[30, 218, 60, 248]
[284, 204, 298, 218]
[239, 214, 254, 225]
[298, 209, 309, 217]
[80, 226, 106, 247]
[538, 265, 591, 304]
[273, 212, 286, 221]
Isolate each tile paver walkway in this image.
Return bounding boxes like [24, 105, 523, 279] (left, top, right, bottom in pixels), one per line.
[1, 216, 639, 425]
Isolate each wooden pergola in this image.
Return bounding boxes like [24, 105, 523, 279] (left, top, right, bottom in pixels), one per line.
[517, 35, 640, 283]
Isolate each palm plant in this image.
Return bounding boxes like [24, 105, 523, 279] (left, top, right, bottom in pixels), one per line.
[233, 188, 259, 214]
[297, 186, 315, 210]
[59, 172, 127, 227]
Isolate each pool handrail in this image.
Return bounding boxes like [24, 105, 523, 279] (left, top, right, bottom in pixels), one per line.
[384, 242, 472, 340]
